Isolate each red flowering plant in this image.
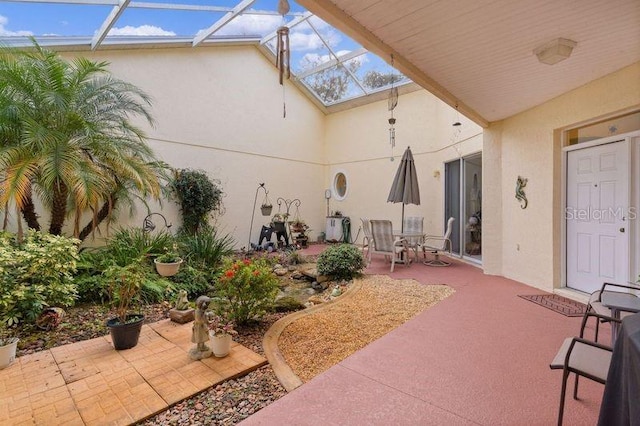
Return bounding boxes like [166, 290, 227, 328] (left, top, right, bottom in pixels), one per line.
[214, 258, 279, 325]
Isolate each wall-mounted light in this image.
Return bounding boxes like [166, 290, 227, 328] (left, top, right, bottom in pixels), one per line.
[534, 38, 577, 65]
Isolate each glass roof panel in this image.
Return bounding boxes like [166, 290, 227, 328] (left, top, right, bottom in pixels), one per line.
[0, 0, 413, 108]
[301, 64, 365, 104]
[0, 2, 111, 37]
[135, 0, 225, 5]
[350, 52, 410, 93]
[110, 8, 225, 38]
[307, 15, 362, 57]
[289, 20, 334, 75]
[215, 11, 282, 38]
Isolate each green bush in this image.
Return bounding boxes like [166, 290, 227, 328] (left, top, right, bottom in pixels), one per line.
[0, 231, 79, 326]
[214, 258, 279, 325]
[171, 169, 223, 234]
[75, 229, 175, 304]
[169, 264, 211, 299]
[317, 244, 365, 280]
[105, 228, 175, 265]
[178, 226, 235, 273]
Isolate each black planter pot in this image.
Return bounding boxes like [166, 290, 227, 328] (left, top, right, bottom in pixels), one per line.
[106, 314, 144, 350]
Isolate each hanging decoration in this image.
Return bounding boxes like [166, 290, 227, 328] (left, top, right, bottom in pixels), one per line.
[388, 54, 399, 161]
[451, 103, 463, 157]
[276, 0, 290, 118]
[515, 176, 528, 209]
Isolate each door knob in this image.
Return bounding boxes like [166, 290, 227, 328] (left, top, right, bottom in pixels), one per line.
[620, 228, 625, 233]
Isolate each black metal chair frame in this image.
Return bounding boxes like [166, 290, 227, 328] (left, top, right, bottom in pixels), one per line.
[584, 281, 640, 342]
[550, 311, 620, 426]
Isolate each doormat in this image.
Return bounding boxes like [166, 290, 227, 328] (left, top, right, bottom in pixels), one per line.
[518, 294, 587, 317]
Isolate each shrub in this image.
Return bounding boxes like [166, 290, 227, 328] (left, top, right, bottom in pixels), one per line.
[104, 228, 175, 265]
[171, 169, 223, 234]
[75, 229, 175, 304]
[169, 265, 211, 299]
[0, 231, 79, 326]
[178, 226, 235, 274]
[214, 258, 279, 325]
[317, 244, 365, 280]
[103, 257, 147, 324]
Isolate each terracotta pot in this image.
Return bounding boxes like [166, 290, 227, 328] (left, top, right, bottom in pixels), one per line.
[209, 332, 232, 357]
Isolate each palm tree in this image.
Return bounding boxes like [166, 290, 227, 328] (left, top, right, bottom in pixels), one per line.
[0, 41, 167, 240]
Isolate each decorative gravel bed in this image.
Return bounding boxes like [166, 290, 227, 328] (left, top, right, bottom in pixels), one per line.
[10, 274, 454, 425]
[278, 275, 455, 382]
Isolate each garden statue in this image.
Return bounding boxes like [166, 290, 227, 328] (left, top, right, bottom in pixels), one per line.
[175, 290, 190, 310]
[169, 290, 195, 324]
[189, 296, 212, 360]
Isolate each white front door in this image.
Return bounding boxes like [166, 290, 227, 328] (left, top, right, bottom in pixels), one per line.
[566, 140, 629, 294]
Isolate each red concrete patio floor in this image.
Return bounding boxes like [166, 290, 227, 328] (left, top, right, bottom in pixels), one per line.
[242, 246, 607, 425]
[0, 319, 266, 425]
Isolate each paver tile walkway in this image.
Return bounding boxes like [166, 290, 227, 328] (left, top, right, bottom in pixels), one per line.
[0, 319, 266, 425]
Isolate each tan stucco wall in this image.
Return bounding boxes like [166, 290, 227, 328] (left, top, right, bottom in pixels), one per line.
[60, 46, 327, 248]
[18, 46, 481, 250]
[483, 62, 640, 291]
[324, 90, 482, 241]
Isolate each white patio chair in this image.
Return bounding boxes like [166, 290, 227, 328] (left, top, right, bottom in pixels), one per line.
[421, 217, 455, 266]
[403, 216, 424, 261]
[360, 218, 374, 263]
[369, 220, 408, 272]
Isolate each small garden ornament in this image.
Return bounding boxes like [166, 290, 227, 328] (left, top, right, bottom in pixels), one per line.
[169, 290, 195, 324]
[189, 296, 212, 360]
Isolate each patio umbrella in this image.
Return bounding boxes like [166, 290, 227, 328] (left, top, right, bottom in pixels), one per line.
[387, 146, 420, 232]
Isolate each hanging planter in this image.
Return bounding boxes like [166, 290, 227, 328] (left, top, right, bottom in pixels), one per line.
[261, 204, 273, 216]
[154, 258, 183, 277]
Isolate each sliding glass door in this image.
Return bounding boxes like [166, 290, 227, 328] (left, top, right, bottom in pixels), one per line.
[444, 153, 482, 263]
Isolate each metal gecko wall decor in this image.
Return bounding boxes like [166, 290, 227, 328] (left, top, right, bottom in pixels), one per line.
[515, 176, 528, 209]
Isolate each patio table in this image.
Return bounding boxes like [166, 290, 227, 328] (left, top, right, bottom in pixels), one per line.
[600, 292, 640, 343]
[597, 312, 640, 426]
[393, 231, 424, 264]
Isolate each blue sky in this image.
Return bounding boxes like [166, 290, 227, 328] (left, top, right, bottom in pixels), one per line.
[0, 0, 306, 38]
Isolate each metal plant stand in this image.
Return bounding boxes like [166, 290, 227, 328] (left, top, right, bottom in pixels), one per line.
[248, 183, 269, 252]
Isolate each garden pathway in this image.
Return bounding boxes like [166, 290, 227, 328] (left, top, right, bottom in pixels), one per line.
[0, 320, 266, 425]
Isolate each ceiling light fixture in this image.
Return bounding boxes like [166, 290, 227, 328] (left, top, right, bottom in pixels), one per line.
[534, 38, 577, 65]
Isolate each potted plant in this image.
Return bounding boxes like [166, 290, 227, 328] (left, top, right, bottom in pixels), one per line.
[260, 203, 273, 216]
[104, 259, 146, 350]
[290, 219, 307, 233]
[154, 244, 183, 277]
[0, 324, 18, 370]
[207, 313, 237, 357]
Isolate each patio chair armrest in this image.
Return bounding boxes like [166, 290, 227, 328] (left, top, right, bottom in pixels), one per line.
[394, 238, 408, 247]
[599, 282, 640, 295]
[421, 237, 451, 251]
[550, 336, 613, 371]
[579, 311, 621, 338]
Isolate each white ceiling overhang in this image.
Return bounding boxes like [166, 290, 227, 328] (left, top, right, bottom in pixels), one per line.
[298, 0, 640, 127]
